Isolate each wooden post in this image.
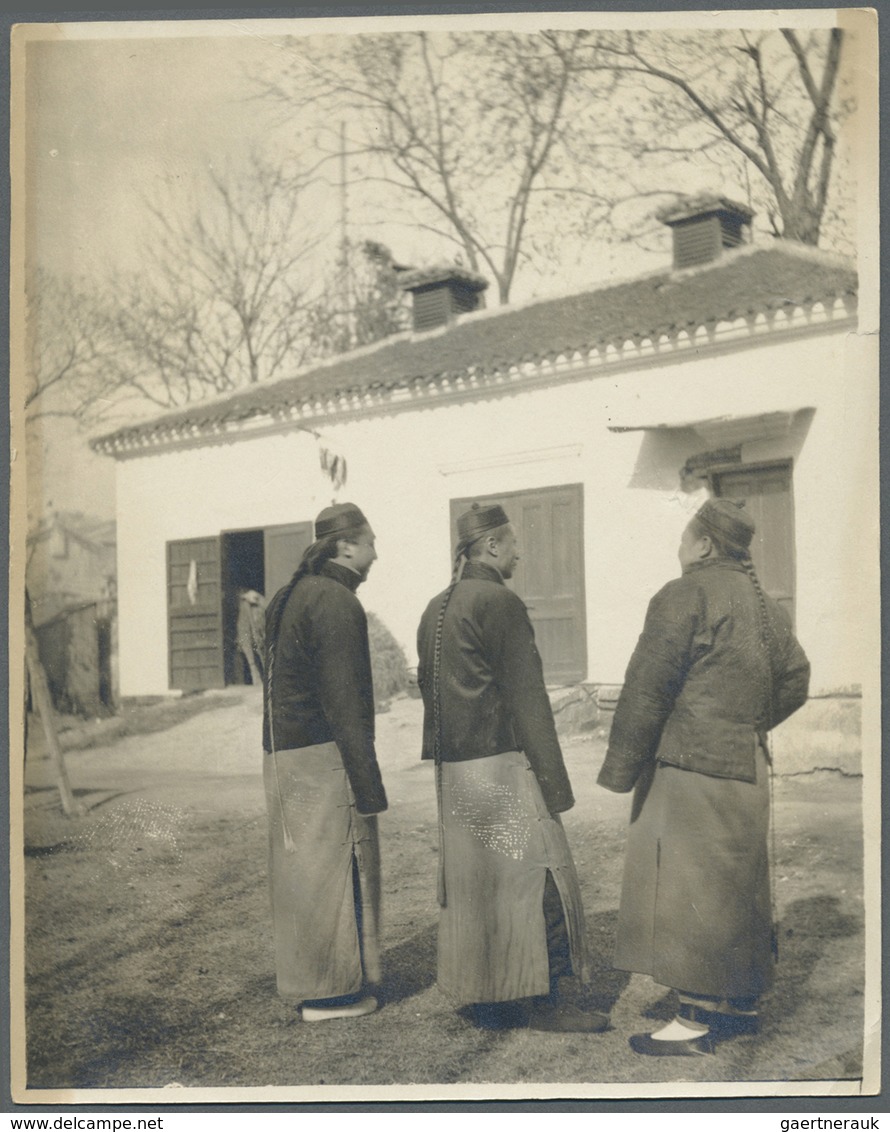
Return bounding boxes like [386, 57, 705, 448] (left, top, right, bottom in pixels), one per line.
[24, 591, 86, 819]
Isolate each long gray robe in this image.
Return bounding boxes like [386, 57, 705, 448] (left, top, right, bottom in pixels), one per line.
[264, 741, 381, 1002]
[417, 561, 591, 1004]
[598, 556, 809, 998]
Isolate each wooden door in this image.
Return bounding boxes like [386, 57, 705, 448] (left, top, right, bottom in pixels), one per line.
[450, 484, 586, 684]
[263, 522, 314, 601]
[712, 463, 795, 622]
[167, 536, 224, 691]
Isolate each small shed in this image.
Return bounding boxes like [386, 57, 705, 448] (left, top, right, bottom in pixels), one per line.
[27, 512, 119, 716]
[33, 599, 117, 718]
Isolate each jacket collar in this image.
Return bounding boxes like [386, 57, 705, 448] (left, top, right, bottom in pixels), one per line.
[321, 559, 362, 593]
[682, 557, 748, 577]
[460, 560, 506, 586]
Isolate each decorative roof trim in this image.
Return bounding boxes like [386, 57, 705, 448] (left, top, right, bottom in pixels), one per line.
[92, 298, 856, 461]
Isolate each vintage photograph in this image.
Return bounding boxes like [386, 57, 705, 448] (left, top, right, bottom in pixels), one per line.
[10, 8, 880, 1104]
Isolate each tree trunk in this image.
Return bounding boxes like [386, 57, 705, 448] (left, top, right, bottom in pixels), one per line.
[779, 205, 822, 246]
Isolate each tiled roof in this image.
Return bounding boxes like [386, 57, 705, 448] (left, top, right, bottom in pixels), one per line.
[92, 242, 856, 455]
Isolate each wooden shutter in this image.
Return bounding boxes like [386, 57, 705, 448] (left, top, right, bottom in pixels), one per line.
[450, 484, 586, 684]
[713, 463, 795, 622]
[263, 522, 314, 601]
[167, 536, 224, 691]
[412, 287, 451, 332]
[673, 216, 722, 268]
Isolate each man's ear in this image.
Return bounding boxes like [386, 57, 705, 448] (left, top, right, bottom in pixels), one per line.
[699, 534, 713, 559]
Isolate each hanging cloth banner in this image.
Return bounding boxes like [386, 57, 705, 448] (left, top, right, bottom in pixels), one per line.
[186, 559, 198, 606]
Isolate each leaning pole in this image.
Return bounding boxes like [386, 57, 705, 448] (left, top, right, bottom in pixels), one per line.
[24, 589, 85, 819]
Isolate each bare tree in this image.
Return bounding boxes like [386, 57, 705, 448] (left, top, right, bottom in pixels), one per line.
[24, 157, 328, 430]
[128, 156, 322, 397]
[24, 270, 128, 425]
[259, 28, 852, 289]
[306, 239, 411, 358]
[259, 31, 618, 304]
[592, 28, 848, 246]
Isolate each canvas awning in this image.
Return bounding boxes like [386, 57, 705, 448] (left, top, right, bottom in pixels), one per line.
[607, 408, 812, 449]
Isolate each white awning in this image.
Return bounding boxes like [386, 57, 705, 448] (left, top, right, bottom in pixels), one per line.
[607, 408, 812, 448]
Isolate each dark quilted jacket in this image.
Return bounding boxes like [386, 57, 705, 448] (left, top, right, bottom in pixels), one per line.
[598, 558, 810, 793]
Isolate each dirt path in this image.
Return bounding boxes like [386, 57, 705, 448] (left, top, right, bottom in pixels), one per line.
[21, 692, 867, 1097]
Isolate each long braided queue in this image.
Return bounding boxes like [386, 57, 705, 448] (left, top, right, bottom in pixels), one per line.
[264, 538, 340, 853]
[432, 551, 466, 907]
[266, 571, 302, 853]
[741, 553, 781, 961]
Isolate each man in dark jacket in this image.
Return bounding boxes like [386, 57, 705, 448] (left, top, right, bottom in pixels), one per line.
[263, 503, 387, 1022]
[417, 502, 607, 1032]
[598, 498, 810, 1056]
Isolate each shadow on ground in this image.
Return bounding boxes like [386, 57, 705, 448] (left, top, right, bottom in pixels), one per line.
[380, 923, 438, 1006]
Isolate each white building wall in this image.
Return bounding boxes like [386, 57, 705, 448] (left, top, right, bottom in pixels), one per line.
[114, 324, 873, 699]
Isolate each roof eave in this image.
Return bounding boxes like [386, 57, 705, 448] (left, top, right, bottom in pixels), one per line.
[92, 295, 857, 460]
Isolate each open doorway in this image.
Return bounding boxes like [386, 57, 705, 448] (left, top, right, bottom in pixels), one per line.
[167, 522, 314, 692]
[221, 529, 265, 685]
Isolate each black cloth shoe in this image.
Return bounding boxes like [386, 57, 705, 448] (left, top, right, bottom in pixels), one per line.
[679, 1002, 760, 1037]
[471, 1001, 529, 1030]
[529, 1003, 611, 1033]
[629, 1031, 716, 1057]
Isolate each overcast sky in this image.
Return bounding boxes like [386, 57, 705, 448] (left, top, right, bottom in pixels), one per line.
[25, 31, 286, 277]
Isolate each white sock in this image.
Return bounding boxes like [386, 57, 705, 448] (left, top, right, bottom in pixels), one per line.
[651, 1017, 709, 1041]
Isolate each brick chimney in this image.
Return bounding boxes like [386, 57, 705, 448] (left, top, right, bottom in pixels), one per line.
[658, 195, 754, 270]
[399, 265, 488, 332]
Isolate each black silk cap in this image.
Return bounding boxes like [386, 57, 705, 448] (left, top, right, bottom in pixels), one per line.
[456, 502, 510, 554]
[314, 503, 368, 540]
[695, 498, 755, 554]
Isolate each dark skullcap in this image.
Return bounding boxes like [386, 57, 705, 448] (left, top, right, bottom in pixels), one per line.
[695, 498, 755, 555]
[314, 502, 369, 540]
[456, 502, 510, 556]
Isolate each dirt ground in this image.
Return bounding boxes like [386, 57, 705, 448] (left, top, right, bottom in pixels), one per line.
[20, 690, 867, 1099]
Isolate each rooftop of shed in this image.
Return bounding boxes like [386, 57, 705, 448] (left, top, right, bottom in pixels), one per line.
[92, 240, 857, 456]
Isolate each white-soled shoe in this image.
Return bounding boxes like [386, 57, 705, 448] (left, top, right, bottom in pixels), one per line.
[301, 996, 378, 1023]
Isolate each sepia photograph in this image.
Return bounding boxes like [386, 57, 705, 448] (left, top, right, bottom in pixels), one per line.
[9, 7, 880, 1105]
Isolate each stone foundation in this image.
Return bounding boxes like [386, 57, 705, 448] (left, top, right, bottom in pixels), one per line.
[770, 692, 862, 777]
[549, 684, 862, 778]
[549, 684, 603, 735]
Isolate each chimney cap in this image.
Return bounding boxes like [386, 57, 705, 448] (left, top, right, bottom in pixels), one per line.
[399, 263, 489, 294]
[657, 194, 754, 227]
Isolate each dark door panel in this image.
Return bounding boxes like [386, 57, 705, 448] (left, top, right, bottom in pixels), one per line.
[450, 484, 586, 684]
[167, 536, 224, 691]
[263, 522, 314, 601]
[713, 463, 795, 622]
